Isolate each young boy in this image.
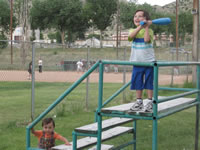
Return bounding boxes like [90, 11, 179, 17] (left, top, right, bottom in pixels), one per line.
[31, 117, 71, 150]
[128, 10, 155, 112]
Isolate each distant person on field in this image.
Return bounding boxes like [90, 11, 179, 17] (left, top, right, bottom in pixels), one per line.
[28, 61, 32, 80]
[104, 64, 109, 73]
[31, 117, 71, 150]
[128, 10, 155, 112]
[76, 59, 83, 73]
[114, 65, 118, 73]
[38, 57, 43, 73]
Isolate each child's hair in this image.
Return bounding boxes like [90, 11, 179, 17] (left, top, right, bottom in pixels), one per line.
[133, 10, 151, 20]
[42, 117, 55, 128]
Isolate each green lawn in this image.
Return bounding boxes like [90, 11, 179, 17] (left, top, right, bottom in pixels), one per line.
[0, 81, 199, 150]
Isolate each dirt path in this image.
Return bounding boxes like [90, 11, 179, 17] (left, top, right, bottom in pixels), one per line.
[0, 70, 191, 85]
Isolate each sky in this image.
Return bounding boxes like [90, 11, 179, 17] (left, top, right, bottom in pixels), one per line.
[136, 0, 176, 6]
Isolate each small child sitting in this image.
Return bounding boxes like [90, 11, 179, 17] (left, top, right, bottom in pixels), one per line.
[31, 117, 71, 150]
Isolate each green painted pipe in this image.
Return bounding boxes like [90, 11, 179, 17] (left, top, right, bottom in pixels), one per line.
[158, 90, 200, 103]
[102, 81, 131, 107]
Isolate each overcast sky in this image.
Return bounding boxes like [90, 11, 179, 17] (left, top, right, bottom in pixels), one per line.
[136, 0, 176, 6]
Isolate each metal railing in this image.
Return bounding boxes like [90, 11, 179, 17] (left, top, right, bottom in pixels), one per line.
[26, 60, 200, 150]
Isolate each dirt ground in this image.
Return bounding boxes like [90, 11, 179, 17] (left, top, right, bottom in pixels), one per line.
[0, 70, 192, 85]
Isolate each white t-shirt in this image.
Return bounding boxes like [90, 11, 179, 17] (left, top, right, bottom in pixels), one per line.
[38, 59, 43, 66]
[77, 61, 83, 69]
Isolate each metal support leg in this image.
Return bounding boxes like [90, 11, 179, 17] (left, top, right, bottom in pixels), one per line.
[152, 62, 158, 150]
[133, 120, 137, 150]
[97, 62, 103, 150]
[195, 105, 199, 150]
[195, 65, 200, 150]
[72, 131, 77, 150]
[152, 118, 158, 150]
[97, 115, 102, 150]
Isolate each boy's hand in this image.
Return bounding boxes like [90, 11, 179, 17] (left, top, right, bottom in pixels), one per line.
[140, 20, 152, 27]
[65, 142, 71, 146]
[147, 20, 152, 26]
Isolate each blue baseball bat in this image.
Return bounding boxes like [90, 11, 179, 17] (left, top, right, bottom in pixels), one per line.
[140, 17, 171, 26]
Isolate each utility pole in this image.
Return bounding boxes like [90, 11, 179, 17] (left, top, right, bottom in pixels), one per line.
[116, 0, 120, 59]
[192, 0, 199, 83]
[10, 0, 13, 64]
[176, 0, 179, 61]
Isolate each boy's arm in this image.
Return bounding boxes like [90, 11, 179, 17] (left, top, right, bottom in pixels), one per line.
[31, 127, 36, 134]
[29, 123, 35, 134]
[128, 25, 143, 40]
[144, 20, 152, 43]
[59, 136, 71, 145]
[56, 133, 71, 145]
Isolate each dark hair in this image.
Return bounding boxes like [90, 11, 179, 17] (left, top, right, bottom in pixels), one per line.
[133, 10, 151, 20]
[42, 117, 55, 128]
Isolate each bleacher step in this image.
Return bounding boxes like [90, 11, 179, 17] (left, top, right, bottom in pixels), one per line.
[52, 126, 133, 150]
[75, 117, 133, 134]
[101, 97, 196, 115]
[88, 144, 114, 150]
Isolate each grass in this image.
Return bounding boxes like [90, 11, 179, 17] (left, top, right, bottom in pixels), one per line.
[0, 81, 199, 150]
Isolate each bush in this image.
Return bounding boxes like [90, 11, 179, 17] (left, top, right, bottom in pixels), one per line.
[0, 33, 8, 49]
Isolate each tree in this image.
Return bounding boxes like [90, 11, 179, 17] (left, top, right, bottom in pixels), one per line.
[85, 0, 118, 48]
[0, 0, 16, 32]
[119, 1, 137, 29]
[0, 0, 16, 48]
[30, 0, 89, 46]
[178, 11, 193, 46]
[0, 0, 11, 32]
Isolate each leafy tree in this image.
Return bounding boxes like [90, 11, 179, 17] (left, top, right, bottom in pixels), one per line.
[178, 11, 193, 46]
[119, 1, 137, 29]
[13, 0, 23, 25]
[85, 0, 118, 47]
[0, 0, 16, 49]
[0, 32, 8, 49]
[0, 0, 16, 33]
[30, 0, 89, 45]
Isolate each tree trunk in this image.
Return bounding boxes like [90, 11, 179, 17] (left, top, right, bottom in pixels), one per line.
[192, 0, 199, 84]
[21, 0, 31, 69]
[61, 30, 65, 48]
[100, 30, 103, 48]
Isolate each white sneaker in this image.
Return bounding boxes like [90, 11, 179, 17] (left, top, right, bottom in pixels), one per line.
[144, 100, 153, 112]
[130, 99, 143, 111]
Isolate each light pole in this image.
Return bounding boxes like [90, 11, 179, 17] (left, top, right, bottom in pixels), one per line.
[175, 0, 179, 61]
[192, 0, 199, 83]
[10, 0, 13, 64]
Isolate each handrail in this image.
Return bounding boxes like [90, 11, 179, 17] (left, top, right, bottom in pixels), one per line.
[26, 61, 100, 149]
[102, 60, 155, 67]
[159, 87, 196, 92]
[158, 90, 200, 103]
[156, 61, 200, 66]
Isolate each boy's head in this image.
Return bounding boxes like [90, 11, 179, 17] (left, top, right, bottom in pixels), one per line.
[133, 10, 150, 26]
[42, 118, 55, 133]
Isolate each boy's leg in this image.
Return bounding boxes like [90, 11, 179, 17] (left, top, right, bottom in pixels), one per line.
[143, 67, 153, 112]
[130, 66, 145, 111]
[136, 90, 143, 99]
[130, 90, 143, 111]
[147, 89, 153, 99]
